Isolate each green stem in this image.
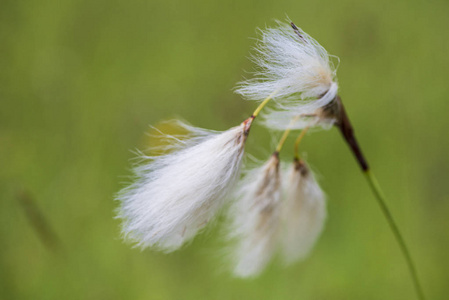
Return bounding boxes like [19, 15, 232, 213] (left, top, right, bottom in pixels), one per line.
[364, 170, 426, 300]
[335, 95, 425, 299]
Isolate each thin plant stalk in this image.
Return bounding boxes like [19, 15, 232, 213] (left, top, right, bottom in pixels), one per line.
[275, 124, 293, 153]
[275, 116, 306, 153]
[251, 90, 278, 118]
[335, 96, 426, 300]
[364, 171, 425, 300]
[293, 126, 309, 160]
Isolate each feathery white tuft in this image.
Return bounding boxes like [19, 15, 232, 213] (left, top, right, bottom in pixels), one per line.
[117, 119, 253, 253]
[228, 153, 282, 277]
[235, 21, 338, 112]
[280, 159, 326, 265]
[261, 102, 337, 131]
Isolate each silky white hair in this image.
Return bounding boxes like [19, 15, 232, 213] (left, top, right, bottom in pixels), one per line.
[280, 159, 327, 264]
[235, 21, 338, 113]
[117, 119, 252, 252]
[261, 104, 337, 131]
[228, 154, 282, 277]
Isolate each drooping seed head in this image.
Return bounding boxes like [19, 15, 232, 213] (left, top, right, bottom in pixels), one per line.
[227, 153, 282, 277]
[280, 159, 327, 264]
[117, 119, 252, 252]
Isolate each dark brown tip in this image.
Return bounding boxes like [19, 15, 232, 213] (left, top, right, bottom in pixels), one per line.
[290, 22, 305, 42]
[242, 116, 255, 136]
[293, 158, 309, 176]
[271, 151, 281, 171]
[334, 96, 369, 172]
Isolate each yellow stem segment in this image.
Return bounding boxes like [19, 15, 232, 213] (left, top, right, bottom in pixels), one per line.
[275, 126, 293, 153]
[274, 114, 303, 153]
[294, 126, 310, 160]
[251, 90, 278, 118]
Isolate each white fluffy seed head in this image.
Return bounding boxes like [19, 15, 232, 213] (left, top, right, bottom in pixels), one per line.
[235, 20, 338, 112]
[280, 159, 327, 265]
[228, 153, 282, 277]
[116, 119, 252, 253]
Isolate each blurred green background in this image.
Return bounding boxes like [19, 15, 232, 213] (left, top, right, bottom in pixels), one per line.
[1, 0, 448, 299]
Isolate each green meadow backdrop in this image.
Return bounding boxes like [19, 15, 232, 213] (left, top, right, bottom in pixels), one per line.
[1, 0, 448, 299]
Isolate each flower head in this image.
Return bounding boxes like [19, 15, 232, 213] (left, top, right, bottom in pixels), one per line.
[280, 159, 326, 264]
[227, 153, 282, 277]
[235, 21, 339, 113]
[117, 118, 253, 252]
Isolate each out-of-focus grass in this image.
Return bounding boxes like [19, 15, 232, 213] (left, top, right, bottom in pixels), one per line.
[1, 0, 448, 299]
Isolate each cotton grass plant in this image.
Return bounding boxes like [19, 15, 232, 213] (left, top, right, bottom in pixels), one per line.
[117, 20, 426, 299]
